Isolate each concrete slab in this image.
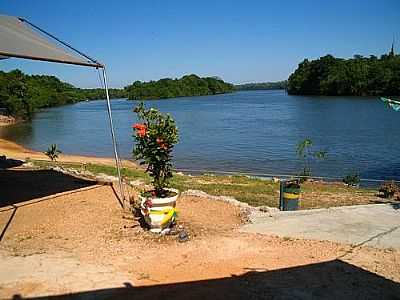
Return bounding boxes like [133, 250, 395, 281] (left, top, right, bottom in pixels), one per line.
[241, 203, 400, 249]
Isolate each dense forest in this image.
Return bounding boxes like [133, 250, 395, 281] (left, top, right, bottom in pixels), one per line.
[125, 74, 234, 100]
[0, 70, 126, 118]
[235, 81, 287, 91]
[1, 71, 234, 118]
[287, 51, 400, 96]
[78, 88, 126, 100]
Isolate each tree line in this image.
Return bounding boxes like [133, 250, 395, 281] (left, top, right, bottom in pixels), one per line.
[0, 71, 234, 119]
[0, 70, 126, 119]
[125, 74, 234, 100]
[287, 52, 400, 96]
[235, 81, 287, 91]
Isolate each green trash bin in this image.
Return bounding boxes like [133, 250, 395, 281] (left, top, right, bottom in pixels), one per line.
[279, 179, 301, 211]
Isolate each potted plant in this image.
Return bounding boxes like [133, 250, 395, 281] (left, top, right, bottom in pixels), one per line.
[132, 102, 179, 232]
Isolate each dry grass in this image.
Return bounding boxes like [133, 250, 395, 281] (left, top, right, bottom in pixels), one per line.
[28, 160, 393, 209]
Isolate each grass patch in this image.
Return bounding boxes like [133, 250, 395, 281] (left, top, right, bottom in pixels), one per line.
[170, 175, 279, 207]
[85, 163, 150, 181]
[29, 159, 380, 209]
[29, 159, 150, 182]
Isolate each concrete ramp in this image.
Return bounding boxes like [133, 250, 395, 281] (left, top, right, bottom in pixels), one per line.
[241, 203, 400, 249]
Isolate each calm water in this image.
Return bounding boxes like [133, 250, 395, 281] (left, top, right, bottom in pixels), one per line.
[1, 90, 399, 181]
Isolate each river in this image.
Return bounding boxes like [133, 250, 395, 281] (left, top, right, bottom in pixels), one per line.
[1, 90, 399, 181]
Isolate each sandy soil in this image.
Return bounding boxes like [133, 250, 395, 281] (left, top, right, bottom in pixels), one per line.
[0, 138, 137, 168]
[1, 179, 399, 299]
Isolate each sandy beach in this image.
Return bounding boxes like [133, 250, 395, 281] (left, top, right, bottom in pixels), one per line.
[0, 116, 17, 127]
[0, 138, 137, 168]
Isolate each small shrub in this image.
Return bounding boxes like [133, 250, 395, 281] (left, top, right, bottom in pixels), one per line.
[296, 138, 327, 181]
[44, 144, 62, 162]
[343, 173, 360, 187]
[379, 181, 399, 198]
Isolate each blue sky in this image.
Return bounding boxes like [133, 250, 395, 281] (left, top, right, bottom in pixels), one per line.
[0, 0, 399, 88]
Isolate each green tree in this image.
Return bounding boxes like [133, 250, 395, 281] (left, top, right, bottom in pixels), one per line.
[288, 52, 400, 96]
[0, 69, 126, 119]
[125, 74, 234, 100]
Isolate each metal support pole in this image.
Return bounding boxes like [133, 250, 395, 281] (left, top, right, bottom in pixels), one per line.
[101, 67, 126, 209]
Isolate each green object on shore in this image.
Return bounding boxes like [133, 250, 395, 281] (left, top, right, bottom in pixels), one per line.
[381, 97, 400, 111]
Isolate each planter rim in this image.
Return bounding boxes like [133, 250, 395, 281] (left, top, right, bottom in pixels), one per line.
[140, 188, 180, 205]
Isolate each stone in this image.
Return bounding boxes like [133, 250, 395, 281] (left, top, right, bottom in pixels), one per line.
[178, 230, 189, 243]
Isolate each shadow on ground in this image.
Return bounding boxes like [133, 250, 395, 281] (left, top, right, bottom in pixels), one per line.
[0, 169, 96, 207]
[11, 260, 400, 300]
[0, 157, 24, 169]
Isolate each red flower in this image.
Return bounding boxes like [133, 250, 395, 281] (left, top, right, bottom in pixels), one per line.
[133, 123, 147, 137]
[137, 129, 147, 137]
[133, 123, 144, 128]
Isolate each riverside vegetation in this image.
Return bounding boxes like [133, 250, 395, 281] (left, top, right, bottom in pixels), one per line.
[296, 138, 327, 181]
[287, 50, 400, 96]
[44, 144, 62, 162]
[125, 74, 234, 100]
[0, 70, 126, 119]
[235, 81, 287, 91]
[0, 71, 234, 119]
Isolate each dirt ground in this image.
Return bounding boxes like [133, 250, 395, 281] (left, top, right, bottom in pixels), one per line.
[1, 180, 400, 299]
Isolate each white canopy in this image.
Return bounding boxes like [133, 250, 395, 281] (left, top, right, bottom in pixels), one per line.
[0, 14, 102, 68]
[0, 14, 126, 207]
